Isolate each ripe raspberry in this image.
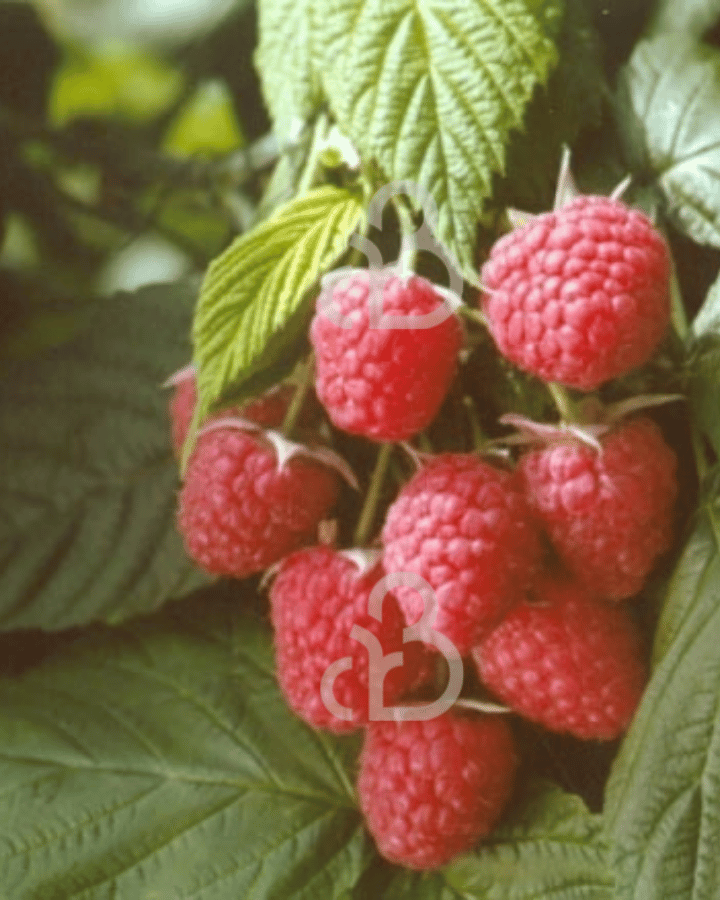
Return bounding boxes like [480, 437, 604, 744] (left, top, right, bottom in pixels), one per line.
[310, 268, 463, 441]
[270, 546, 434, 733]
[519, 416, 677, 601]
[177, 428, 339, 578]
[169, 369, 297, 457]
[381, 454, 543, 656]
[481, 195, 670, 390]
[357, 711, 517, 869]
[474, 575, 647, 740]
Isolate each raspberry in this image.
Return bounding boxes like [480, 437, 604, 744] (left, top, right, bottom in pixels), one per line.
[177, 428, 339, 578]
[310, 268, 463, 441]
[169, 369, 297, 457]
[270, 546, 433, 733]
[481, 195, 670, 390]
[357, 711, 517, 869]
[519, 416, 677, 601]
[474, 574, 647, 740]
[381, 454, 542, 655]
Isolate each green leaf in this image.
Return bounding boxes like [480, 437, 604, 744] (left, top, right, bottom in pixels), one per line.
[0, 596, 370, 898]
[604, 511, 720, 900]
[163, 79, 245, 158]
[617, 36, 720, 248]
[0, 281, 208, 631]
[49, 48, 184, 126]
[689, 274, 720, 457]
[255, 0, 324, 141]
[443, 780, 613, 900]
[359, 781, 613, 900]
[647, 0, 720, 38]
[319, 0, 562, 279]
[192, 185, 364, 422]
[692, 271, 720, 339]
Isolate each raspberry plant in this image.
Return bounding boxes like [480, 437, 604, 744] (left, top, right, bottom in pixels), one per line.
[1, 1, 720, 898]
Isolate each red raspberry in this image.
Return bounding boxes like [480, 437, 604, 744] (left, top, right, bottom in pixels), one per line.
[177, 428, 339, 578]
[310, 268, 463, 441]
[381, 454, 542, 655]
[270, 546, 433, 733]
[481, 196, 670, 390]
[357, 711, 517, 869]
[169, 369, 297, 457]
[519, 417, 677, 601]
[474, 575, 647, 740]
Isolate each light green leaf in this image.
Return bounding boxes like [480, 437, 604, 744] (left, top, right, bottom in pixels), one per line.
[647, 0, 720, 38]
[0, 597, 370, 898]
[319, 0, 562, 279]
[0, 281, 208, 631]
[163, 79, 245, 158]
[192, 185, 364, 422]
[49, 47, 184, 126]
[617, 36, 720, 247]
[604, 511, 720, 900]
[255, 0, 323, 141]
[689, 274, 720, 458]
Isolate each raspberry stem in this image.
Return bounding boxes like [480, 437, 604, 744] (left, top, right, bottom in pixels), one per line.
[353, 442, 393, 546]
[462, 395, 487, 451]
[547, 382, 578, 424]
[296, 113, 329, 195]
[394, 199, 418, 274]
[281, 354, 314, 439]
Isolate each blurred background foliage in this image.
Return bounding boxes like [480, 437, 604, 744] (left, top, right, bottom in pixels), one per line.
[0, 0, 717, 359]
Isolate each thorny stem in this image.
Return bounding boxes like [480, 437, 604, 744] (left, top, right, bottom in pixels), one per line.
[282, 354, 315, 439]
[353, 443, 393, 546]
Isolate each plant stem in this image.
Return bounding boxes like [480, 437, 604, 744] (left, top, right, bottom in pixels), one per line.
[462, 396, 486, 451]
[296, 113, 329, 196]
[353, 443, 393, 546]
[669, 255, 690, 342]
[547, 382, 576, 423]
[282, 354, 315, 439]
[394, 199, 418, 274]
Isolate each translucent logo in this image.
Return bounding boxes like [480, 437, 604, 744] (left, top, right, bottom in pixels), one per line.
[316, 179, 465, 330]
[320, 571, 463, 722]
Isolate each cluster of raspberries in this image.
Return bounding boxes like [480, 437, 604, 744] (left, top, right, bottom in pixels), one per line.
[171, 189, 677, 871]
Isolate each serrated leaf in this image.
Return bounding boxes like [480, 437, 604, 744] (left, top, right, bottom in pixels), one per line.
[443, 780, 613, 900]
[604, 511, 720, 900]
[0, 282, 208, 631]
[647, 0, 720, 38]
[617, 36, 720, 247]
[255, 0, 323, 141]
[192, 185, 364, 422]
[362, 781, 613, 900]
[689, 274, 720, 457]
[0, 595, 370, 899]
[319, 0, 562, 280]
